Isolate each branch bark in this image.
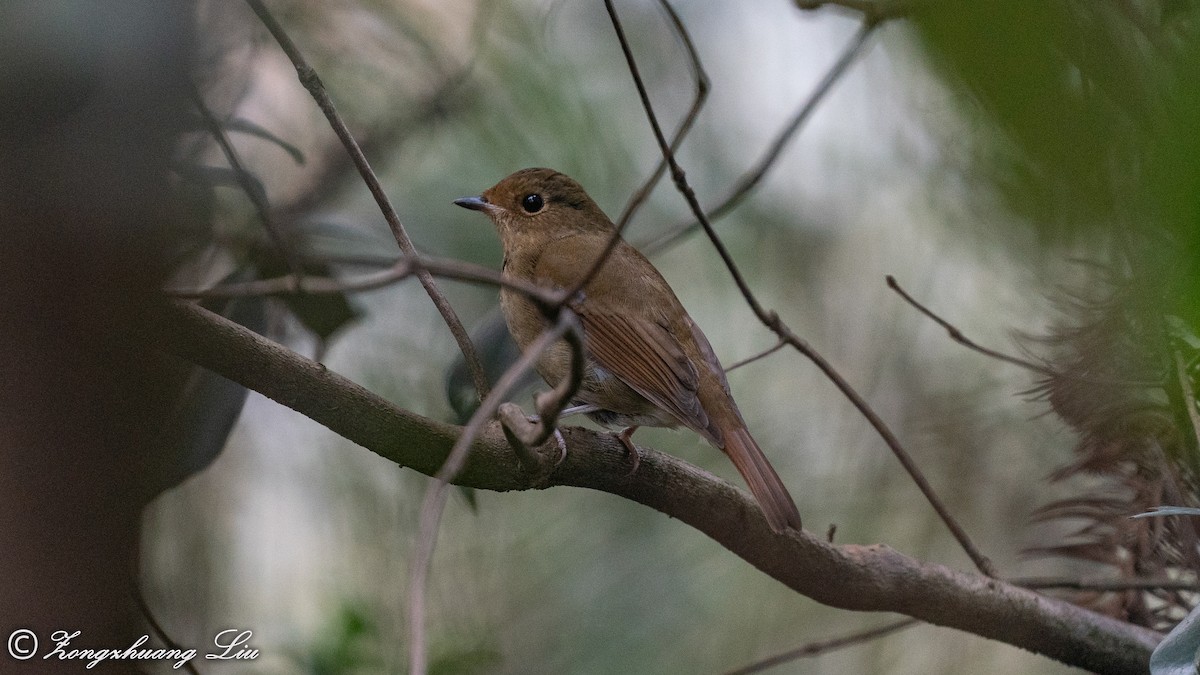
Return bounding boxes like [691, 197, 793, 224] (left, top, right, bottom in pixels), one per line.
[154, 300, 1162, 674]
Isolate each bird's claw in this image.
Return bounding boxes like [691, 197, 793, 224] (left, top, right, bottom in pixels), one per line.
[615, 427, 641, 476]
[552, 428, 567, 465]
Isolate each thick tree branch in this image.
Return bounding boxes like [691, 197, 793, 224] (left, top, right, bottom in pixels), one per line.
[155, 300, 1162, 674]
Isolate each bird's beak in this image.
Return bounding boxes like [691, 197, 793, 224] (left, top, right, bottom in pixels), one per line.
[453, 195, 493, 213]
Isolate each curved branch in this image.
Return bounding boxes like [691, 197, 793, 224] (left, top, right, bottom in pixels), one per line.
[154, 300, 1161, 675]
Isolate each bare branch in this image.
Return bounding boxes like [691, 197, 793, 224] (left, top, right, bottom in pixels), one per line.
[165, 254, 563, 308]
[569, 0, 709, 303]
[166, 262, 409, 298]
[613, 0, 710, 230]
[154, 301, 1162, 674]
[243, 0, 490, 402]
[778, 318, 1000, 577]
[1016, 576, 1200, 592]
[886, 275, 1162, 387]
[725, 339, 786, 373]
[606, 0, 997, 578]
[725, 618, 917, 675]
[886, 275, 1054, 375]
[641, 21, 878, 255]
[500, 314, 587, 448]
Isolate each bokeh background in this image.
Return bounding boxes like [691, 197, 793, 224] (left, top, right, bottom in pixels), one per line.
[122, 0, 1200, 672]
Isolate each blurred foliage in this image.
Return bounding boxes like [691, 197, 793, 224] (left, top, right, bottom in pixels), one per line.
[428, 642, 504, 675]
[291, 604, 381, 674]
[913, 0, 1200, 315]
[914, 0, 1200, 629]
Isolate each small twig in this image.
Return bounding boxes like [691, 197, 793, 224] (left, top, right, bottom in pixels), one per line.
[272, 2, 492, 222]
[725, 339, 786, 373]
[165, 254, 563, 307]
[243, 0, 490, 402]
[886, 275, 1055, 375]
[775, 319, 999, 577]
[569, 0, 709, 302]
[608, 0, 997, 577]
[528, 314, 588, 441]
[187, 82, 305, 283]
[167, 262, 408, 298]
[612, 0, 709, 230]
[724, 618, 918, 675]
[887, 275, 1161, 387]
[500, 315, 587, 447]
[1016, 576, 1200, 592]
[641, 21, 878, 255]
[406, 310, 583, 675]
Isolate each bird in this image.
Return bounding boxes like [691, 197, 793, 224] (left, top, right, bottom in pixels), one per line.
[454, 168, 802, 533]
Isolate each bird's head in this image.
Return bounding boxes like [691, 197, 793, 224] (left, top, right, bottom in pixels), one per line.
[454, 168, 612, 248]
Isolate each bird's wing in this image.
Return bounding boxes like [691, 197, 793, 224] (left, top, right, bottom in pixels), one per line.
[580, 310, 708, 427]
[533, 236, 712, 436]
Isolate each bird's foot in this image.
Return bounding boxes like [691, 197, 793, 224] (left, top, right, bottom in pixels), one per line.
[614, 426, 641, 476]
[551, 427, 567, 465]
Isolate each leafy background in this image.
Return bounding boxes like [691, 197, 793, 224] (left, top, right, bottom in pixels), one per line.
[142, 0, 1199, 672]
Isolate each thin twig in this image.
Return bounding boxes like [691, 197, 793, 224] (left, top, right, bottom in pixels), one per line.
[569, 0, 709, 302]
[725, 339, 786, 373]
[777, 320, 999, 577]
[641, 21, 878, 255]
[273, 2, 492, 224]
[187, 82, 305, 282]
[243, 0, 491, 402]
[613, 0, 709, 230]
[886, 275, 1161, 387]
[501, 316, 587, 448]
[166, 254, 563, 307]
[606, 0, 997, 577]
[886, 275, 1055, 375]
[167, 264, 405, 298]
[1016, 576, 1200, 592]
[724, 618, 918, 675]
[406, 310, 583, 675]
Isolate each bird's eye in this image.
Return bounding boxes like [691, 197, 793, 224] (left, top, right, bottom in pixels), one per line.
[521, 193, 545, 214]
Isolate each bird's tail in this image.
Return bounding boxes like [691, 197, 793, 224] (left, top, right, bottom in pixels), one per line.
[721, 425, 802, 533]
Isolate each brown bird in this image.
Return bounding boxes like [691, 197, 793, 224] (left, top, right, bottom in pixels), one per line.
[455, 168, 802, 533]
